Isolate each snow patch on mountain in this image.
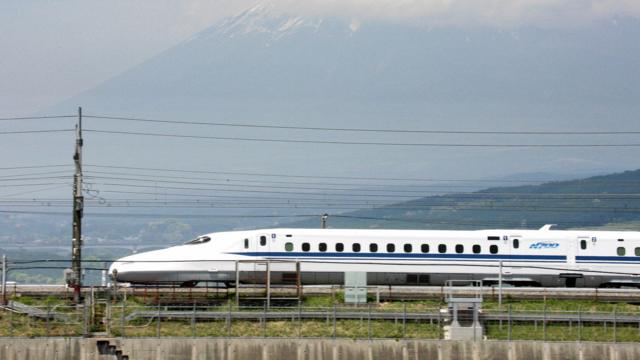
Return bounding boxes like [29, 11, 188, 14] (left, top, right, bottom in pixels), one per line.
[189, 3, 329, 44]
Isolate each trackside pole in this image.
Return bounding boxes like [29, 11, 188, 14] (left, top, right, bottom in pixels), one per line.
[266, 260, 271, 309]
[296, 261, 302, 300]
[1, 254, 6, 305]
[498, 261, 503, 312]
[235, 260, 240, 306]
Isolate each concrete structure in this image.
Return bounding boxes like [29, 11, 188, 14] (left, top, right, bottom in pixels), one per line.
[1, 338, 640, 360]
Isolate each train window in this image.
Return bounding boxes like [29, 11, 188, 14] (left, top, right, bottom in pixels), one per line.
[438, 244, 446, 253]
[319, 243, 327, 252]
[370, 243, 378, 252]
[244, 238, 249, 249]
[387, 243, 395, 253]
[487, 236, 500, 241]
[580, 240, 587, 250]
[490, 245, 498, 254]
[260, 236, 267, 246]
[404, 244, 412, 253]
[421, 244, 429, 253]
[636, 247, 640, 256]
[336, 243, 344, 252]
[353, 243, 361, 252]
[285, 242, 294, 252]
[472, 245, 481, 254]
[302, 243, 310, 252]
[617, 247, 626, 256]
[185, 236, 210, 245]
[513, 239, 519, 249]
[455, 244, 464, 254]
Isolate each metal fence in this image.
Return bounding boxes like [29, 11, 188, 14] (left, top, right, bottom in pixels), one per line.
[2, 300, 640, 341]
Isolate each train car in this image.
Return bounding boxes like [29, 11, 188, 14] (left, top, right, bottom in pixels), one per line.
[108, 225, 640, 288]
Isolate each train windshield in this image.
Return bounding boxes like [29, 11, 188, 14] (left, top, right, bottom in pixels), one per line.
[185, 236, 211, 245]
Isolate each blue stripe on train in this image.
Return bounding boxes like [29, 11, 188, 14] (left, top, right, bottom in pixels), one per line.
[230, 252, 566, 261]
[577, 256, 640, 263]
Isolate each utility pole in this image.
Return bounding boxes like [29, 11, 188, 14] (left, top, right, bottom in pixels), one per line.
[321, 213, 328, 229]
[71, 107, 84, 304]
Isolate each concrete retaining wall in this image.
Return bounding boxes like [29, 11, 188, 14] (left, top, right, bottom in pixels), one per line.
[1, 338, 640, 360]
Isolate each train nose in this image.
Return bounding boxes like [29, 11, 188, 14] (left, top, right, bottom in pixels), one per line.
[108, 253, 140, 283]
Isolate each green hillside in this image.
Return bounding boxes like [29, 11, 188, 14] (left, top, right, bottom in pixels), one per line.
[291, 169, 640, 230]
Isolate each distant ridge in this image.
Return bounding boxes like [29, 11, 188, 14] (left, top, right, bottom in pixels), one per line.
[287, 169, 640, 230]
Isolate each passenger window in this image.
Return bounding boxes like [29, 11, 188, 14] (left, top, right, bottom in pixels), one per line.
[244, 238, 249, 249]
[336, 243, 344, 252]
[260, 236, 267, 246]
[370, 243, 378, 252]
[580, 240, 587, 250]
[421, 244, 429, 253]
[513, 239, 519, 249]
[285, 242, 294, 252]
[319, 243, 327, 252]
[472, 245, 481, 254]
[404, 244, 412, 253]
[636, 247, 640, 256]
[353, 243, 361, 252]
[438, 244, 446, 253]
[387, 243, 395, 253]
[490, 245, 498, 254]
[617, 247, 626, 256]
[455, 244, 464, 254]
[302, 243, 310, 252]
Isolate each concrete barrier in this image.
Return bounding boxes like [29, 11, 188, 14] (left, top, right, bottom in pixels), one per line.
[1, 338, 640, 360]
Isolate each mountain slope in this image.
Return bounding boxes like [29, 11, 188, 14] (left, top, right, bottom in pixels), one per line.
[289, 169, 640, 230]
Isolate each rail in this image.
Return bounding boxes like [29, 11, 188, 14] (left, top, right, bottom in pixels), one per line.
[6, 284, 640, 302]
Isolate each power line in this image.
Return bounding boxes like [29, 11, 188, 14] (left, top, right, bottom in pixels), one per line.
[0, 176, 70, 182]
[0, 182, 70, 188]
[0, 170, 71, 179]
[84, 129, 640, 147]
[0, 165, 70, 171]
[0, 129, 74, 135]
[88, 181, 640, 199]
[0, 115, 75, 121]
[0, 185, 70, 198]
[86, 164, 638, 184]
[84, 170, 497, 189]
[85, 114, 640, 136]
[83, 175, 482, 194]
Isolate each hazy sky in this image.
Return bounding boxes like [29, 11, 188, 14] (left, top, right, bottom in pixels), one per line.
[2, 0, 640, 116]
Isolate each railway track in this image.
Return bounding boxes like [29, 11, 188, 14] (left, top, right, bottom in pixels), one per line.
[7, 284, 640, 302]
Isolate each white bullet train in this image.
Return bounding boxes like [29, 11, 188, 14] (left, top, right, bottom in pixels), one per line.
[109, 225, 640, 288]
